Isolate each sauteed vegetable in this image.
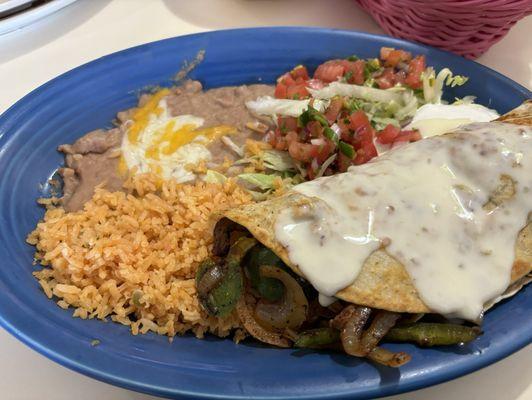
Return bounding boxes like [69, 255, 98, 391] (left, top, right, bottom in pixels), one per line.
[196, 239, 482, 367]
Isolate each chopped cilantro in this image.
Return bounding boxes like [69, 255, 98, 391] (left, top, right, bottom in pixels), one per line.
[345, 99, 363, 113]
[364, 58, 381, 80]
[344, 71, 353, 82]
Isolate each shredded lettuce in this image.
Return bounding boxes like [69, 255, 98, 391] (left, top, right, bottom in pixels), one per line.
[372, 117, 401, 130]
[394, 92, 420, 121]
[262, 149, 296, 172]
[363, 58, 382, 85]
[452, 95, 476, 105]
[203, 170, 227, 184]
[238, 173, 278, 191]
[246, 96, 329, 119]
[309, 82, 404, 104]
[422, 68, 469, 104]
[446, 74, 469, 87]
[247, 190, 273, 201]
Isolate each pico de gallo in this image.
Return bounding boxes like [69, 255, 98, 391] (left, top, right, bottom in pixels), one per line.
[265, 47, 435, 178]
[239, 46, 469, 191]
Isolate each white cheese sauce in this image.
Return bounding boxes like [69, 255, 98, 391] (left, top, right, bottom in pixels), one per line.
[275, 122, 531, 320]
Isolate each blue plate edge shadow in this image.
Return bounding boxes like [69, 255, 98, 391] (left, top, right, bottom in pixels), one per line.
[0, 27, 531, 400]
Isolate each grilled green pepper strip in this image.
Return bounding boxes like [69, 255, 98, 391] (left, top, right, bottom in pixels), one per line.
[196, 238, 257, 317]
[245, 245, 285, 301]
[294, 327, 340, 349]
[385, 322, 481, 347]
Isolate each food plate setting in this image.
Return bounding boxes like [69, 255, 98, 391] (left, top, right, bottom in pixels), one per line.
[0, 28, 530, 399]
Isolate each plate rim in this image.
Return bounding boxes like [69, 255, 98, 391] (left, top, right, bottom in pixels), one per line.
[0, 0, 79, 36]
[0, 26, 531, 400]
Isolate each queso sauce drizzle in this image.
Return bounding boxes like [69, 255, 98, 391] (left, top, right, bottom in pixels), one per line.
[275, 122, 531, 320]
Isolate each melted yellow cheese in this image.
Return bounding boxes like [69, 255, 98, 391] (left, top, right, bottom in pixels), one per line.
[142, 123, 236, 162]
[121, 92, 239, 182]
[127, 89, 171, 144]
[117, 155, 128, 176]
[161, 125, 236, 155]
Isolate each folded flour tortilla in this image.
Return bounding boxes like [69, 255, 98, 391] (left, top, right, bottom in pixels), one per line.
[215, 101, 532, 314]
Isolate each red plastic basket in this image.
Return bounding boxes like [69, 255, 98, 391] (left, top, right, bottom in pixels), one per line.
[356, 0, 532, 59]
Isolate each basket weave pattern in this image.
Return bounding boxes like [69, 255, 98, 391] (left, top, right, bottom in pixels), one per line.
[356, 0, 532, 59]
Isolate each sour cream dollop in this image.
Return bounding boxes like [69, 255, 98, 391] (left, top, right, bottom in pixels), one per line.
[407, 103, 499, 138]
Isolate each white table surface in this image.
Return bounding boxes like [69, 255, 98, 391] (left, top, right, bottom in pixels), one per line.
[0, 1, 530, 399]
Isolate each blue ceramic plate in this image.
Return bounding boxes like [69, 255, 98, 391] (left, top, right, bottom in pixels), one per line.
[0, 28, 530, 400]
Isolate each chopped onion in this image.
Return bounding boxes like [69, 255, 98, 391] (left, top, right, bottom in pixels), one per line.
[315, 154, 336, 178]
[196, 263, 224, 295]
[330, 123, 341, 138]
[310, 138, 326, 146]
[310, 158, 319, 172]
[359, 311, 401, 355]
[236, 294, 291, 348]
[253, 265, 308, 331]
[221, 136, 244, 157]
[368, 347, 411, 368]
[339, 306, 372, 357]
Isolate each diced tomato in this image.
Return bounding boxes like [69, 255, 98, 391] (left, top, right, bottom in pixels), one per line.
[265, 131, 276, 146]
[275, 137, 288, 151]
[313, 59, 365, 84]
[340, 60, 365, 85]
[290, 65, 309, 81]
[274, 82, 288, 98]
[268, 130, 288, 150]
[405, 55, 426, 89]
[278, 72, 296, 86]
[288, 141, 319, 162]
[337, 117, 352, 142]
[348, 110, 370, 130]
[394, 70, 407, 85]
[394, 129, 422, 143]
[349, 110, 374, 145]
[316, 140, 335, 163]
[377, 124, 401, 144]
[285, 131, 299, 146]
[275, 70, 311, 99]
[314, 60, 346, 83]
[380, 47, 393, 60]
[286, 83, 309, 99]
[383, 49, 412, 67]
[375, 68, 396, 89]
[355, 126, 374, 147]
[353, 141, 377, 165]
[306, 79, 324, 90]
[325, 98, 344, 123]
[306, 163, 317, 180]
[375, 68, 409, 89]
[306, 120, 324, 138]
[277, 116, 298, 132]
